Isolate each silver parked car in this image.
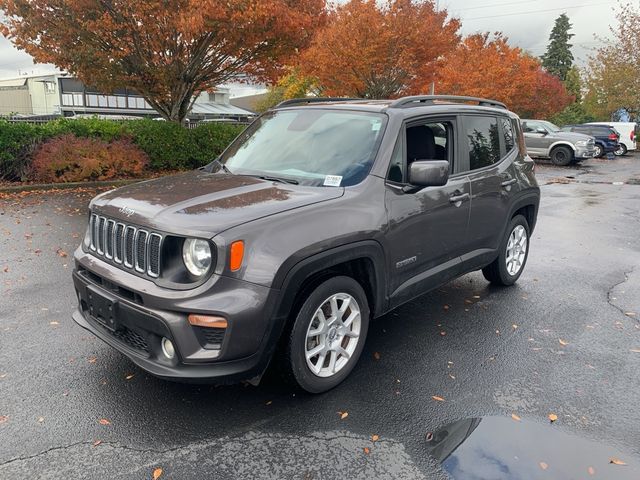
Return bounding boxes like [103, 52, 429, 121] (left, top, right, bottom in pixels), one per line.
[522, 120, 595, 166]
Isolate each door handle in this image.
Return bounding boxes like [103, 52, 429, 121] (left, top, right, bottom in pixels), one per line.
[501, 178, 517, 187]
[449, 193, 470, 205]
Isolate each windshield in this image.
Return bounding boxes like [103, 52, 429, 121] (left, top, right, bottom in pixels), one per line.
[219, 109, 387, 187]
[540, 121, 561, 132]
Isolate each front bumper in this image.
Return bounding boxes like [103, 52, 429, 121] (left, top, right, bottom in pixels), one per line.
[71, 250, 284, 383]
[576, 146, 596, 158]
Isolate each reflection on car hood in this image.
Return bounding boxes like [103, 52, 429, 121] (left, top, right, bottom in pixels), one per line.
[90, 170, 344, 236]
[550, 131, 594, 142]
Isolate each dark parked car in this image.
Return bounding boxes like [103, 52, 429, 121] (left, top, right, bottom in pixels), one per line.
[72, 95, 540, 393]
[561, 124, 620, 158]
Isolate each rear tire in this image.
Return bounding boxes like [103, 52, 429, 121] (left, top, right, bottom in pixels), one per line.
[614, 144, 627, 156]
[550, 146, 573, 166]
[283, 276, 369, 393]
[482, 215, 530, 286]
[593, 144, 604, 158]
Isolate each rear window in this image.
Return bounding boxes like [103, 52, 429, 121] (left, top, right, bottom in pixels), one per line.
[465, 116, 501, 170]
[501, 117, 515, 152]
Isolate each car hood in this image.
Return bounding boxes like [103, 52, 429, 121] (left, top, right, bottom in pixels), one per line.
[549, 131, 593, 142]
[90, 170, 344, 237]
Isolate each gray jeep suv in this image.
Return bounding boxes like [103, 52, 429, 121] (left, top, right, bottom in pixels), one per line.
[72, 96, 540, 393]
[522, 119, 595, 165]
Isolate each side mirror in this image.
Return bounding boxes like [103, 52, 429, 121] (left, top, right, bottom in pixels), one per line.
[408, 160, 449, 188]
[535, 128, 547, 135]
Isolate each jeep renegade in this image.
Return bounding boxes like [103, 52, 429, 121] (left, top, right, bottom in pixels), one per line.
[72, 95, 540, 393]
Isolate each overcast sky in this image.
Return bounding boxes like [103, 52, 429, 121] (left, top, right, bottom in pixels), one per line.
[0, 0, 620, 78]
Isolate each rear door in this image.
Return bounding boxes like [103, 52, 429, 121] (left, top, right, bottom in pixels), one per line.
[384, 115, 471, 306]
[460, 114, 521, 270]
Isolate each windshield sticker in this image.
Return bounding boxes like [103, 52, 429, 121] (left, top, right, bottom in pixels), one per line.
[323, 175, 343, 187]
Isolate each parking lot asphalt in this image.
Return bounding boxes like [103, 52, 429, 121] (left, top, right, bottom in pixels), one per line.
[1, 155, 640, 479]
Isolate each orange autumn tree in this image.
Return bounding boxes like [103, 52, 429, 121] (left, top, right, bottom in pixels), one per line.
[0, 0, 326, 123]
[437, 34, 573, 118]
[300, 0, 460, 98]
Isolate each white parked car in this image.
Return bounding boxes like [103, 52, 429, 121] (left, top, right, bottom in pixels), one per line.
[588, 122, 637, 156]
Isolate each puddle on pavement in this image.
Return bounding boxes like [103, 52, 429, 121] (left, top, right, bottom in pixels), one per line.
[426, 416, 640, 479]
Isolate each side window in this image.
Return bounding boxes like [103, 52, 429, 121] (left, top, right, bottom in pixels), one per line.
[465, 116, 501, 170]
[387, 121, 453, 183]
[522, 121, 534, 133]
[387, 135, 404, 183]
[501, 117, 515, 153]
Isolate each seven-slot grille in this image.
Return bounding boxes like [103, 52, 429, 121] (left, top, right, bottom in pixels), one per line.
[89, 213, 162, 278]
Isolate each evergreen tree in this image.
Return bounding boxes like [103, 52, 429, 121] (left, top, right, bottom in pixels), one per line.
[541, 13, 574, 81]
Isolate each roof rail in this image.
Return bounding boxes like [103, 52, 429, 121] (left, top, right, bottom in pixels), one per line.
[389, 95, 507, 110]
[274, 97, 362, 108]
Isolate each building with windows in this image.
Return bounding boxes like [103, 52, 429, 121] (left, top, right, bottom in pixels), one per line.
[0, 72, 256, 121]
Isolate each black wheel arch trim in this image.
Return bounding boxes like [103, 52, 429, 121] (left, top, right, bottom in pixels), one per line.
[507, 190, 540, 233]
[273, 240, 388, 321]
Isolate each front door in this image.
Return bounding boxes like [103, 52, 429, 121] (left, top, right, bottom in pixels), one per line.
[384, 117, 471, 307]
[522, 120, 552, 156]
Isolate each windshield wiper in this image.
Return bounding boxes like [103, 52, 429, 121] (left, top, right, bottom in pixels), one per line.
[253, 175, 299, 185]
[205, 158, 233, 174]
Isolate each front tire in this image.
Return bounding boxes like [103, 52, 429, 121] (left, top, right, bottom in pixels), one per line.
[550, 146, 573, 166]
[593, 144, 604, 158]
[284, 276, 369, 393]
[482, 215, 531, 286]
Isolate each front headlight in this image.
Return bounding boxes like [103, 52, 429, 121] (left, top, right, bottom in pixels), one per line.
[575, 140, 588, 147]
[182, 238, 212, 277]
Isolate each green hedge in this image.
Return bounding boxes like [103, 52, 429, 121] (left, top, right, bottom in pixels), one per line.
[0, 118, 244, 180]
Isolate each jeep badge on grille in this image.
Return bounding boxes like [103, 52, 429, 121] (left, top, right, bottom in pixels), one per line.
[118, 206, 135, 217]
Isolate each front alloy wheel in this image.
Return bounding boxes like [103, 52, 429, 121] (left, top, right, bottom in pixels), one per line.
[284, 276, 369, 393]
[305, 293, 361, 377]
[505, 225, 528, 276]
[593, 144, 604, 158]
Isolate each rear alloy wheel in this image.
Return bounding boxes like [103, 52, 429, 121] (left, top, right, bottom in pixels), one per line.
[482, 215, 530, 286]
[614, 144, 627, 156]
[593, 144, 604, 158]
[550, 146, 573, 166]
[284, 276, 369, 393]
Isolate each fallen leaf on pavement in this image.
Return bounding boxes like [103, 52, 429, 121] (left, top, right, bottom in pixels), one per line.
[363, 447, 370, 455]
[56, 248, 68, 258]
[37, 417, 44, 423]
[559, 339, 568, 346]
[265, 401, 272, 406]
[98, 418, 111, 425]
[88, 357, 97, 364]
[371, 434, 379, 442]
[610, 458, 627, 465]
[373, 352, 380, 360]
[339, 411, 348, 420]
[93, 440, 102, 447]
[511, 413, 521, 421]
[425, 432, 434, 441]
[440, 331, 446, 336]
[2, 267, 8, 273]
[624, 312, 636, 317]
[448, 374, 456, 380]
[50, 321, 59, 326]
[125, 374, 134, 380]
[548, 413, 558, 423]
[431, 396, 445, 402]
[443, 305, 449, 310]
[153, 468, 163, 479]
[630, 349, 640, 353]
[588, 466, 595, 475]
[539, 462, 548, 470]
[0, 415, 7, 423]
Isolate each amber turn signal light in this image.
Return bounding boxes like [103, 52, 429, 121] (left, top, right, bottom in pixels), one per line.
[188, 314, 227, 329]
[229, 240, 244, 272]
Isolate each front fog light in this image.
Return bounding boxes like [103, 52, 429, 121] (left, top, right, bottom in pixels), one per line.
[182, 238, 212, 277]
[161, 337, 175, 359]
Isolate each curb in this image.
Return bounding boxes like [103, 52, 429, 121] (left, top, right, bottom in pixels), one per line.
[0, 178, 143, 193]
